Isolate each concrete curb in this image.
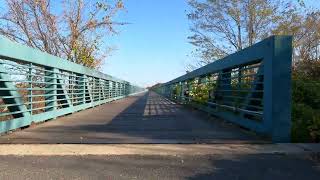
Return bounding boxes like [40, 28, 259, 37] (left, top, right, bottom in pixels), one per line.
[0, 144, 319, 156]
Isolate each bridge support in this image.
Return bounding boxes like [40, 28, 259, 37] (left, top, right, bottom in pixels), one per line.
[264, 36, 292, 142]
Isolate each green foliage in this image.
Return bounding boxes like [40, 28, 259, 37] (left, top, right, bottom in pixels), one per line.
[185, 78, 215, 104]
[72, 42, 100, 69]
[190, 83, 212, 104]
[172, 85, 182, 99]
[292, 79, 320, 109]
[292, 103, 316, 142]
[292, 77, 320, 142]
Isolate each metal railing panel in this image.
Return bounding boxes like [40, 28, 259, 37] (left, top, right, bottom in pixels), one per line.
[0, 36, 145, 134]
[154, 36, 292, 142]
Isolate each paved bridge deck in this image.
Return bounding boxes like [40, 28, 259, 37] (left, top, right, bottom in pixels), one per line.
[0, 91, 266, 144]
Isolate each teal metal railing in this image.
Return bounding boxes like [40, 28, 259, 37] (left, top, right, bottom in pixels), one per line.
[0, 36, 145, 134]
[154, 36, 293, 142]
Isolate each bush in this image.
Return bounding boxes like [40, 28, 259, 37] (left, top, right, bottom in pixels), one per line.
[292, 78, 320, 142]
[292, 103, 319, 142]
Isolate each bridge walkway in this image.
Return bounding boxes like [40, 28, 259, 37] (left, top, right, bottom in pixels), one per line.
[0, 91, 266, 144]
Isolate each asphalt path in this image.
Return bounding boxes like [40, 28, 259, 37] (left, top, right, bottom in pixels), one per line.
[0, 154, 319, 180]
[0, 92, 265, 144]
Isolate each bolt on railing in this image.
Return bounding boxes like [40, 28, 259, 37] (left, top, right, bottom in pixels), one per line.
[0, 36, 145, 134]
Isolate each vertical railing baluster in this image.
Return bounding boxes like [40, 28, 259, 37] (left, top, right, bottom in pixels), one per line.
[77, 74, 85, 105]
[221, 69, 232, 106]
[28, 63, 33, 115]
[121, 83, 124, 96]
[102, 80, 105, 100]
[116, 82, 119, 97]
[106, 80, 110, 99]
[98, 78, 101, 102]
[83, 75, 89, 104]
[120, 82, 122, 97]
[44, 67, 57, 112]
[114, 82, 116, 98]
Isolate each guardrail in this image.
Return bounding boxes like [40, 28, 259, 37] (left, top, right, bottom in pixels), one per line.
[154, 36, 292, 142]
[0, 36, 145, 134]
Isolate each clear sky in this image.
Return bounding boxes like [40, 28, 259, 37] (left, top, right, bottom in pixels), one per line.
[103, 0, 193, 87]
[0, 0, 318, 88]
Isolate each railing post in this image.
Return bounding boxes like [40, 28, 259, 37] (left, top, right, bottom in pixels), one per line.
[115, 82, 118, 97]
[89, 78, 92, 102]
[28, 63, 33, 114]
[83, 75, 87, 103]
[108, 81, 112, 98]
[77, 74, 85, 105]
[119, 82, 121, 97]
[98, 78, 102, 102]
[104, 80, 109, 99]
[104, 80, 108, 99]
[220, 69, 232, 106]
[181, 81, 186, 103]
[112, 81, 116, 98]
[100, 79, 103, 101]
[126, 83, 128, 96]
[117, 82, 120, 97]
[122, 83, 125, 96]
[178, 82, 182, 102]
[119, 82, 122, 97]
[119, 83, 122, 97]
[187, 80, 192, 103]
[170, 84, 174, 99]
[264, 36, 292, 142]
[94, 78, 98, 102]
[44, 67, 57, 112]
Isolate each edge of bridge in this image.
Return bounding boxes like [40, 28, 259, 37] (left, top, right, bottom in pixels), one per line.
[153, 36, 293, 143]
[0, 144, 319, 156]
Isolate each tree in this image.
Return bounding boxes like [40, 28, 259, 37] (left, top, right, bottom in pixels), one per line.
[274, 11, 320, 61]
[187, 0, 298, 68]
[0, 0, 125, 68]
[187, 0, 320, 143]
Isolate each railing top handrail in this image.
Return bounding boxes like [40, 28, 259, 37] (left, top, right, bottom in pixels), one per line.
[163, 35, 291, 85]
[0, 36, 127, 83]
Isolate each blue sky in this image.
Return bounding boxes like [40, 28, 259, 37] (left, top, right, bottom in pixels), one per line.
[0, 0, 318, 88]
[103, 0, 193, 87]
[0, 0, 192, 87]
[103, 0, 320, 88]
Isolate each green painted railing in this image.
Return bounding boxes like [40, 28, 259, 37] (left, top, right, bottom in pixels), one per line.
[0, 36, 145, 134]
[154, 36, 293, 142]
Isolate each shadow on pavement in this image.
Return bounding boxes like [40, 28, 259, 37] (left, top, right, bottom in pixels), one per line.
[0, 91, 267, 144]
